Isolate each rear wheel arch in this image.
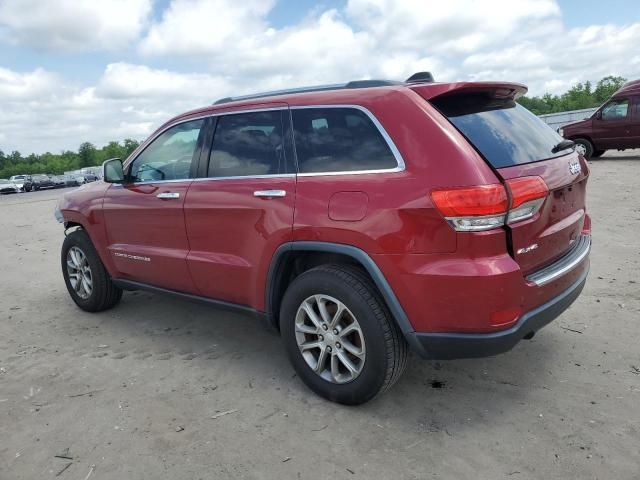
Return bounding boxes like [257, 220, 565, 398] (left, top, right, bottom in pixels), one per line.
[265, 242, 417, 340]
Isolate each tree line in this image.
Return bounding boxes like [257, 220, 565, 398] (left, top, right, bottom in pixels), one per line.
[518, 75, 627, 115]
[0, 139, 140, 179]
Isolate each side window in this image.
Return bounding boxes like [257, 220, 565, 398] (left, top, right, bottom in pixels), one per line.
[208, 110, 285, 178]
[601, 99, 629, 121]
[292, 107, 398, 174]
[130, 119, 204, 182]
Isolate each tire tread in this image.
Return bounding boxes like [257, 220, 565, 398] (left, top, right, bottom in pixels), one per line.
[294, 264, 408, 400]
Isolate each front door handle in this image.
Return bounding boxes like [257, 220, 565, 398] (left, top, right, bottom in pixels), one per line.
[157, 192, 180, 199]
[253, 190, 286, 198]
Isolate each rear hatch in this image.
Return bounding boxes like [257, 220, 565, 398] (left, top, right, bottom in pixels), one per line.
[419, 84, 589, 274]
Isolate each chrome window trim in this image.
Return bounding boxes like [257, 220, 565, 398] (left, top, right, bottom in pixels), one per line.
[122, 104, 406, 181]
[526, 235, 591, 286]
[110, 178, 196, 188]
[193, 173, 296, 182]
[290, 104, 406, 177]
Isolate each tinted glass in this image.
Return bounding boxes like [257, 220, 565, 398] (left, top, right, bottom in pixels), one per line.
[208, 111, 285, 177]
[601, 99, 629, 120]
[130, 119, 203, 182]
[292, 108, 397, 173]
[433, 95, 567, 168]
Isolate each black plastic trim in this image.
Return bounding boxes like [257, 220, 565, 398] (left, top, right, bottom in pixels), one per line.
[113, 279, 267, 320]
[265, 242, 421, 350]
[411, 267, 589, 360]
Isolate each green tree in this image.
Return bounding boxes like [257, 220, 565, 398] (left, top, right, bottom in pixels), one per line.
[78, 142, 97, 168]
[123, 138, 140, 156]
[518, 75, 628, 115]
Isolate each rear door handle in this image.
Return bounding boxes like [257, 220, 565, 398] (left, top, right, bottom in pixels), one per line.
[156, 192, 180, 199]
[253, 190, 286, 198]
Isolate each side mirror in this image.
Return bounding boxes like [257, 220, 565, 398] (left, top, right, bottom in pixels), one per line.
[595, 110, 602, 120]
[103, 158, 125, 183]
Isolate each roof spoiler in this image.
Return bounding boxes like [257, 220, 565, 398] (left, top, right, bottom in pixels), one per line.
[411, 81, 528, 101]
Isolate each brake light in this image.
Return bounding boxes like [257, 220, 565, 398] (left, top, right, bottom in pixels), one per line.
[505, 176, 548, 223]
[431, 176, 548, 232]
[431, 184, 508, 231]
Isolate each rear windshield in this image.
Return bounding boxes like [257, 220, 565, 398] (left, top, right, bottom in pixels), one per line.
[432, 94, 567, 168]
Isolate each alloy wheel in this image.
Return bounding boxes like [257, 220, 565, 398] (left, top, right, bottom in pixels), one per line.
[294, 294, 366, 384]
[66, 246, 93, 299]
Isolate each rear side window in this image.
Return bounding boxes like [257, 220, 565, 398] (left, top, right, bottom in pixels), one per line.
[432, 94, 566, 168]
[292, 107, 397, 173]
[208, 110, 285, 177]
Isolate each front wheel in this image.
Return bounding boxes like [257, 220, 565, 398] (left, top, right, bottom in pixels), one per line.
[280, 265, 408, 405]
[573, 138, 594, 159]
[61, 230, 122, 312]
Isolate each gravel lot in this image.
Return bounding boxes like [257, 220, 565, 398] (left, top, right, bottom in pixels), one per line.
[1, 152, 639, 480]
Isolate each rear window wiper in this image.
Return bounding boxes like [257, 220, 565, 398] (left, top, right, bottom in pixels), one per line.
[551, 139, 575, 153]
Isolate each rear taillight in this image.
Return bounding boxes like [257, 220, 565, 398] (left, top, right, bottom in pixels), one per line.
[505, 176, 548, 224]
[431, 176, 548, 232]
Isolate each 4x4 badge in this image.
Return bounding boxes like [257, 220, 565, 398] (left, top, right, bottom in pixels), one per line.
[569, 159, 581, 175]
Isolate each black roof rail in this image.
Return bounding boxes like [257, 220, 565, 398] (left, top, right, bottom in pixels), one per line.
[214, 83, 347, 105]
[213, 73, 432, 105]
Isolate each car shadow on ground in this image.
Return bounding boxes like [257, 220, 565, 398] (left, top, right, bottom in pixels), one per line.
[76, 288, 558, 430]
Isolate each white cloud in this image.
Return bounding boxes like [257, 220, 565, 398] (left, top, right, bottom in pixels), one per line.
[0, 0, 151, 51]
[0, 67, 59, 99]
[96, 63, 232, 100]
[0, 64, 232, 154]
[1, 0, 640, 154]
[139, 0, 274, 57]
[345, 0, 561, 54]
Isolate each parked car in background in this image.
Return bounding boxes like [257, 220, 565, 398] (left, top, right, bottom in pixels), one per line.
[0, 179, 22, 194]
[56, 73, 591, 404]
[31, 174, 56, 190]
[560, 79, 640, 158]
[9, 175, 33, 192]
[51, 175, 66, 188]
[63, 175, 84, 187]
[83, 173, 98, 183]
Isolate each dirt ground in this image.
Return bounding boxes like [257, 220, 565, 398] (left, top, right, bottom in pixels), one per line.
[1, 151, 639, 480]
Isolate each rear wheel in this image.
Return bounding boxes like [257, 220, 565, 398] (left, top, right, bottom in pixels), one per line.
[573, 138, 594, 159]
[280, 264, 408, 405]
[591, 149, 606, 158]
[61, 230, 122, 312]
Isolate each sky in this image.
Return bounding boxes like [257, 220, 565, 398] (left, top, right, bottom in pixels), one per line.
[0, 0, 638, 154]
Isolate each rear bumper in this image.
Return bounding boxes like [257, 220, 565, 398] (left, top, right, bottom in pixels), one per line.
[408, 266, 588, 360]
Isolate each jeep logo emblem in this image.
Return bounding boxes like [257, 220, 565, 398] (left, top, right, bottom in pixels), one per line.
[569, 159, 581, 175]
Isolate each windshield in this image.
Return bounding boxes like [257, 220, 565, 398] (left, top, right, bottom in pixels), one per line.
[431, 94, 568, 168]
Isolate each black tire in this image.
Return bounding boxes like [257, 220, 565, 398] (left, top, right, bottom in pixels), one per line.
[591, 149, 606, 158]
[34, 185, 40, 191]
[574, 138, 594, 159]
[61, 230, 122, 312]
[280, 264, 408, 405]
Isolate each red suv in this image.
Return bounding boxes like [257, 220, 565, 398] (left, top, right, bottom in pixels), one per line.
[561, 79, 640, 158]
[56, 74, 591, 404]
